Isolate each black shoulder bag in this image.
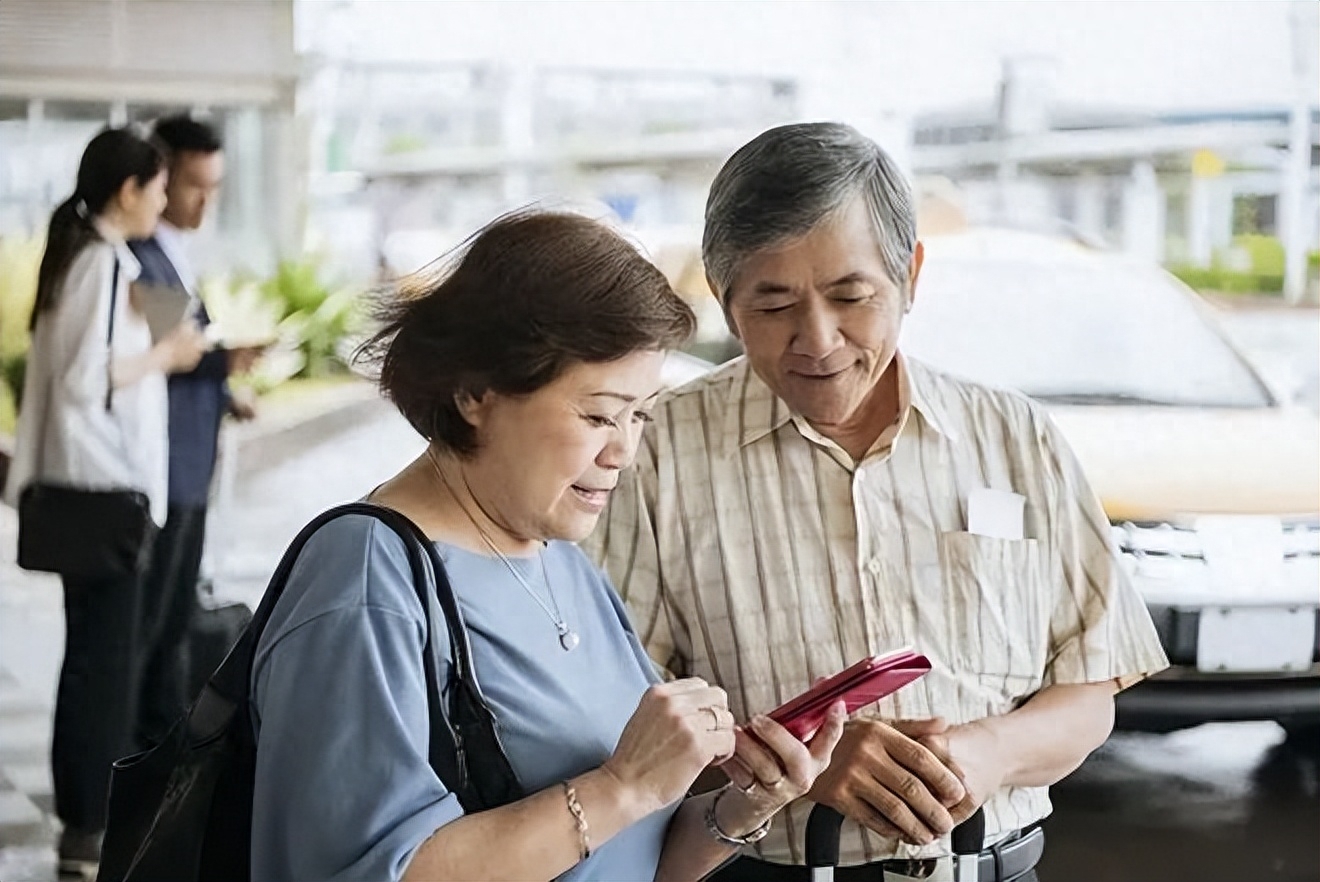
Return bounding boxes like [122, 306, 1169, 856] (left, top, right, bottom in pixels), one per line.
[17, 258, 157, 579]
[97, 502, 525, 882]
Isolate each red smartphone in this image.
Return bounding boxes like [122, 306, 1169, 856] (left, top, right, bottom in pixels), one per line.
[767, 648, 931, 740]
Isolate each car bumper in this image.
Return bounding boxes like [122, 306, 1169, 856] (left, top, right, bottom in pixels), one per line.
[1113, 603, 1320, 732]
[1116, 663, 1320, 732]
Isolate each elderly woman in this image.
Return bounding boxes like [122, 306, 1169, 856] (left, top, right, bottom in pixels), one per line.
[249, 210, 846, 882]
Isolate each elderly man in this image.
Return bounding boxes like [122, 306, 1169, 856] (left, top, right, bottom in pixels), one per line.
[584, 122, 1167, 882]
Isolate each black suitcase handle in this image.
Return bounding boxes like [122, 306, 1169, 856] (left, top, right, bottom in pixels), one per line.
[804, 805, 987, 874]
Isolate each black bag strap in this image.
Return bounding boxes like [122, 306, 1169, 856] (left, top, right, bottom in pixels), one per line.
[207, 502, 520, 810]
[105, 257, 120, 413]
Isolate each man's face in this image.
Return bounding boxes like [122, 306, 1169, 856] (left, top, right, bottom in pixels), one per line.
[162, 150, 224, 230]
[724, 197, 922, 431]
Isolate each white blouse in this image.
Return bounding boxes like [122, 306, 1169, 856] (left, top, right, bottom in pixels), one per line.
[3, 231, 168, 526]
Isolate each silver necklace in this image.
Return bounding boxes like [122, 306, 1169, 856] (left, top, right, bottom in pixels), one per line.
[428, 451, 580, 652]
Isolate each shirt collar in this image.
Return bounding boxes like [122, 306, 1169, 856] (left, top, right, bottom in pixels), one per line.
[91, 217, 142, 280]
[904, 355, 961, 443]
[724, 352, 960, 457]
[154, 218, 184, 251]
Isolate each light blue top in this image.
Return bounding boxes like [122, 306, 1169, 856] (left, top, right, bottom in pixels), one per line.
[250, 513, 674, 882]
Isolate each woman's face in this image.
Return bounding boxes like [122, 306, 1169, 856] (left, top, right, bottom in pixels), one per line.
[115, 170, 168, 239]
[460, 349, 667, 544]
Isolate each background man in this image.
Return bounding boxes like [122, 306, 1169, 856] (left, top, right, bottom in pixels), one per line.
[129, 114, 259, 748]
[585, 122, 1167, 882]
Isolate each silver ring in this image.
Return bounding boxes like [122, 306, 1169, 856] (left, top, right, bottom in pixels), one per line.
[704, 706, 723, 731]
[737, 780, 757, 795]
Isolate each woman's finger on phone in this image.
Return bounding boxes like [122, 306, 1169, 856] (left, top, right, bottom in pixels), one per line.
[718, 754, 758, 792]
[732, 726, 788, 786]
[806, 701, 848, 764]
[745, 715, 826, 792]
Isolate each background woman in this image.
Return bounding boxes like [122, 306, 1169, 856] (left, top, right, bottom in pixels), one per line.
[3, 127, 206, 876]
[249, 210, 845, 881]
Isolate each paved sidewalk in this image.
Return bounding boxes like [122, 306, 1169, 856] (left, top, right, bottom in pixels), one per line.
[0, 378, 386, 881]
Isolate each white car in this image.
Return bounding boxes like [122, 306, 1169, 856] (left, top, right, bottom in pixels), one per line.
[901, 229, 1319, 739]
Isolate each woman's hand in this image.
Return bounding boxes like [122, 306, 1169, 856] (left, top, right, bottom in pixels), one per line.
[715, 701, 847, 833]
[154, 320, 208, 372]
[603, 679, 736, 815]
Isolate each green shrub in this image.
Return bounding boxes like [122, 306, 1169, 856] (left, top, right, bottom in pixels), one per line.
[1228, 234, 1285, 276]
[261, 257, 365, 380]
[0, 235, 42, 433]
[1168, 265, 1284, 295]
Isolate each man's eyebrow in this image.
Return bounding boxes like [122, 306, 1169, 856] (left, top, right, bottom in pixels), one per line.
[826, 272, 871, 288]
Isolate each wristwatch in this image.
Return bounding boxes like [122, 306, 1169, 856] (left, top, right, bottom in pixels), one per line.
[704, 787, 772, 847]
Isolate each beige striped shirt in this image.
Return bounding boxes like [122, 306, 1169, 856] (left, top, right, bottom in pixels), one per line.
[583, 353, 1168, 866]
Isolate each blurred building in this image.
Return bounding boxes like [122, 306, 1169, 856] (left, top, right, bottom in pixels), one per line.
[0, 0, 300, 275]
[304, 60, 802, 278]
[911, 54, 1320, 300]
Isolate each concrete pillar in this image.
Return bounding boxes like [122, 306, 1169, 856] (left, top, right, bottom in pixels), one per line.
[499, 64, 536, 208]
[1188, 174, 1213, 267]
[1122, 160, 1165, 264]
[1281, 1, 1319, 303]
[1074, 175, 1105, 241]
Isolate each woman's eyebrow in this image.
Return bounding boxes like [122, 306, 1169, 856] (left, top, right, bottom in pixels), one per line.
[587, 390, 661, 405]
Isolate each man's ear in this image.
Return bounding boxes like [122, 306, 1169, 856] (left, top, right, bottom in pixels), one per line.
[905, 241, 925, 314]
[708, 271, 742, 340]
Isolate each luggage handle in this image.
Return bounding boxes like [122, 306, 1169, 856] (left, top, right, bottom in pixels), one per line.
[804, 805, 987, 881]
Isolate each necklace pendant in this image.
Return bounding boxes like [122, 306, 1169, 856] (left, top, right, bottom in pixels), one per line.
[558, 628, 580, 652]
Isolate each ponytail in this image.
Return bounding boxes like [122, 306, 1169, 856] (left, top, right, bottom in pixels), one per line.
[29, 127, 164, 329]
[32, 195, 98, 330]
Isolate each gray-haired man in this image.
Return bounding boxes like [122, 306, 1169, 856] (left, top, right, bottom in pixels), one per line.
[584, 122, 1166, 881]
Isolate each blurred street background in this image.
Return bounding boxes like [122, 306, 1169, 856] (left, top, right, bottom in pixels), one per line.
[1, 2, 1318, 880]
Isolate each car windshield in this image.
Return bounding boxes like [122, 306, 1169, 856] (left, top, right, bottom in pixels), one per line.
[900, 256, 1273, 409]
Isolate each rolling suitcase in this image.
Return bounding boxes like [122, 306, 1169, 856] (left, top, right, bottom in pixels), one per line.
[805, 804, 987, 882]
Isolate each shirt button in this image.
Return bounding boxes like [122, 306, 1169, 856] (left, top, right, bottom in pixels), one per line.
[866, 558, 883, 576]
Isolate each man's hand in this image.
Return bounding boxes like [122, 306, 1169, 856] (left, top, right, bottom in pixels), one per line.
[807, 718, 966, 845]
[225, 345, 264, 376]
[228, 386, 258, 422]
[911, 719, 1009, 827]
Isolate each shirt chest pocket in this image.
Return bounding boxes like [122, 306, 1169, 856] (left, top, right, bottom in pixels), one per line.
[938, 531, 1050, 696]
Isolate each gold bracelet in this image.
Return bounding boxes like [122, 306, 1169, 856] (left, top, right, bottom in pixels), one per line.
[561, 780, 591, 861]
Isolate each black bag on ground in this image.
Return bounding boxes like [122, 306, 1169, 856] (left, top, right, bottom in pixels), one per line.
[16, 258, 157, 581]
[186, 596, 252, 704]
[97, 502, 524, 882]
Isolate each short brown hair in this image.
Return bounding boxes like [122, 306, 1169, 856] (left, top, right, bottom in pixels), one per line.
[359, 210, 696, 455]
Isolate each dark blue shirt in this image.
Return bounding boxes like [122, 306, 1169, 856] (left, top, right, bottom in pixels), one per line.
[127, 236, 229, 508]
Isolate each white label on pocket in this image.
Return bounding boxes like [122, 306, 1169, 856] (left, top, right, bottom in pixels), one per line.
[967, 488, 1025, 541]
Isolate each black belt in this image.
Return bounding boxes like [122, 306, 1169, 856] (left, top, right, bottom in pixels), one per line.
[711, 826, 1045, 882]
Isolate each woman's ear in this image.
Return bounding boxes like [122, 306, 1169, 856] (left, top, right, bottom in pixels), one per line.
[114, 176, 141, 215]
[454, 389, 488, 427]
